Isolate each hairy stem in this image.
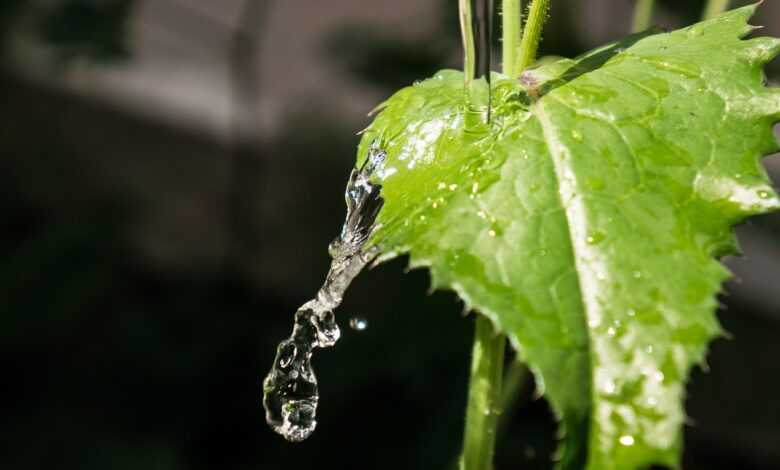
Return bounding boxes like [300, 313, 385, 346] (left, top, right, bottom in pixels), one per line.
[702, 0, 729, 20]
[460, 316, 506, 470]
[502, 0, 523, 77]
[517, 0, 551, 71]
[631, 0, 655, 33]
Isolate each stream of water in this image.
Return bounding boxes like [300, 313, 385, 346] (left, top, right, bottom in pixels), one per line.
[262, 144, 386, 442]
[461, 0, 494, 124]
[263, 0, 495, 443]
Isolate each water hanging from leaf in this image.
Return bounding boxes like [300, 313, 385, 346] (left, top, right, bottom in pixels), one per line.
[262, 144, 386, 442]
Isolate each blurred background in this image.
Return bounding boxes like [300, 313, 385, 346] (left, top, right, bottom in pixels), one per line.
[1, 1, 779, 469]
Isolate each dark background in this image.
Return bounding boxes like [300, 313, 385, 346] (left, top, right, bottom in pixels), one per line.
[1, 1, 779, 469]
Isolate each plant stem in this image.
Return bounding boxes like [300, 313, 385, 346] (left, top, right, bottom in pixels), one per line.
[459, 0, 477, 86]
[497, 359, 530, 436]
[631, 0, 655, 33]
[502, 0, 523, 77]
[460, 316, 506, 470]
[457, 3, 523, 468]
[702, 0, 729, 20]
[517, 0, 551, 72]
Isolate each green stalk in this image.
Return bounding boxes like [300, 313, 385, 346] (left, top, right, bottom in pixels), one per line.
[496, 359, 530, 436]
[460, 316, 506, 470]
[517, 0, 551, 72]
[631, 0, 655, 33]
[702, 0, 729, 20]
[459, 0, 477, 87]
[502, 0, 523, 77]
[458, 1, 526, 464]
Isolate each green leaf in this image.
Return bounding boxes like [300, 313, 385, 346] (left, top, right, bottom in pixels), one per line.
[356, 6, 780, 470]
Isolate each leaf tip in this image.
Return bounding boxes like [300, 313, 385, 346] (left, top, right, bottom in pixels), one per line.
[741, 37, 780, 67]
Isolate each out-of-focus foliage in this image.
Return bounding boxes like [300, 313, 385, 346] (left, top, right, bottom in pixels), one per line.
[0, 0, 25, 53]
[0, 0, 134, 62]
[323, 27, 451, 92]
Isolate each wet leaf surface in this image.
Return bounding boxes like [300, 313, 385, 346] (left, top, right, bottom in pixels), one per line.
[357, 7, 780, 469]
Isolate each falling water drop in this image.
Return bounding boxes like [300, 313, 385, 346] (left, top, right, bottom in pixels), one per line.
[349, 317, 368, 331]
[262, 143, 386, 442]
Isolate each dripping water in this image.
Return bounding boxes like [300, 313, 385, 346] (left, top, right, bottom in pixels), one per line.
[262, 143, 386, 442]
[460, 0, 494, 125]
[470, 0, 492, 87]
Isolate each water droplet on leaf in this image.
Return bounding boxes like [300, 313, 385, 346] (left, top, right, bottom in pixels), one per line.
[586, 231, 605, 245]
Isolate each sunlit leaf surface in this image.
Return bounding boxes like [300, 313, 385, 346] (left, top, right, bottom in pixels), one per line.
[356, 6, 780, 469]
